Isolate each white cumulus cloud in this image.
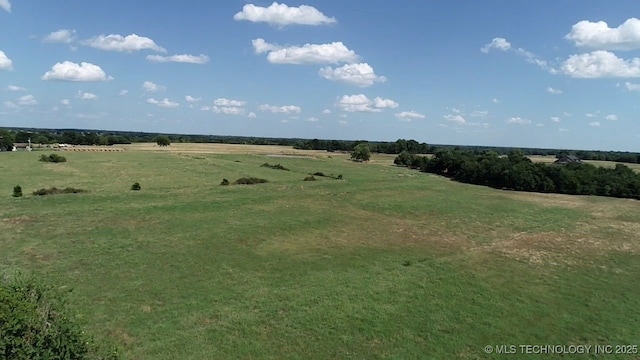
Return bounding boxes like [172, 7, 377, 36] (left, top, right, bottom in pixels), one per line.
[214, 98, 246, 107]
[6, 85, 25, 91]
[0, 0, 10, 13]
[605, 114, 618, 121]
[306, 117, 318, 122]
[43, 29, 76, 44]
[252, 38, 358, 64]
[395, 111, 426, 121]
[146, 54, 209, 64]
[319, 63, 386, 87]
[481, 37, 511, 53]
[61, 99, 70, 106]
[336, 94, 380, 112]
[234, 2, 336, 27]
[335, 94, 398, 112]
[142, 81, 165, 92]
[0, 50, 13, 70]
[589, 121, 601, 127]
[373, 97, 398, 109]
[547, 87, 563, 94]
[550, 116, 561, 123]
[84, 34, 166, 53]
[119, 89, 128, 96]
[213, 106, 245, 115]
[561, 51, 640, 78]
[322, 109, 331, 114]
[77, 91, 97, 100]
[444, 114, 466, 124]
[185, 95, 201, 103]
[566, 18, 640, 51]
[470, 110, 488, 118]
[506, 117, 531, 125]
[18, 95, 37, 106]
[247, 112, 257, 118]
[147, 98, 179, 108]
[41, 61, 111, 81]
[625, 82, 640, 91]
[259, 104, 302, 114]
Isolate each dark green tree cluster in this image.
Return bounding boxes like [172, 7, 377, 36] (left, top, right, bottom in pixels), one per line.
[293, 138, 432, 154]
[396, 150, 640, 200]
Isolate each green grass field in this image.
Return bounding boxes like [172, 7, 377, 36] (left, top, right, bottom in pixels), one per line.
[1, 145, 639, 359]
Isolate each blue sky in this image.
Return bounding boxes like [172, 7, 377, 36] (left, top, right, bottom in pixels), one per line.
[1, 1, 640, 151]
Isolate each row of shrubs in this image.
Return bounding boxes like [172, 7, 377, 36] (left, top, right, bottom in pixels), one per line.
[12, 183, 142, 197]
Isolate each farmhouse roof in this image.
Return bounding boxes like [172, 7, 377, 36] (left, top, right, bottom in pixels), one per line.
[554, 155, 583, 164]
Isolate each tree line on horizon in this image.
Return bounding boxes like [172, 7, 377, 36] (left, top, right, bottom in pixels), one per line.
[395, 149, 640, 200]
[1, 127, 640, 165]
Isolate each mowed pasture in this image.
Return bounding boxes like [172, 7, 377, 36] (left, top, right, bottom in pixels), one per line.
[1, 143, 639, 359]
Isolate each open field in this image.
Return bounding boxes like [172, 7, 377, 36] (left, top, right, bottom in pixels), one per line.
[529, 155, 640, 172]
[1, 143, 639, 359]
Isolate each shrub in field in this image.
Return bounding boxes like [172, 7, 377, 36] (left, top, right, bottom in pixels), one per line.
[12, 185, 22, 198]
[220, 178, 230, 186]
[313, 172, 325, 177]
[350, 143, 371, 162]
[39, 154, 67, 163]
[261, 163, 289, 171]
[156, 135, 171, 147]
[303, 176, 317, 181]
[233, 177, 268, 185]
[131, 182, 141, 191]
[0, 272, 121, 359]
[32, 187, 87, 196]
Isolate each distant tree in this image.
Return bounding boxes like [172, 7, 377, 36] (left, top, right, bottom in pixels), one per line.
[0, 129, 14, 151]
[351, 143, 371, 162]
[156, 136, 171, 147]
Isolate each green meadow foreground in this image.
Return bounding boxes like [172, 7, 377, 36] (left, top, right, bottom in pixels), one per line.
[1, 144, 639, 359]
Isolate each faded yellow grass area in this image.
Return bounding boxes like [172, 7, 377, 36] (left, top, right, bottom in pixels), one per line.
[121, 142, 333, 156]
[486, 191, 640, 264]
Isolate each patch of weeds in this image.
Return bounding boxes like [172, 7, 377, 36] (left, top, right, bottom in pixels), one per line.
[131, 182, 141, 191]
[32, 187, 87, 196]
[220, 179, 230, 186]
[12, 185, 23, 198]
[402, 260, 412, 267]
[261, 163, 289, 171]
[39, 154, 67, 163]
[303, 176, 317, 182]
[310, 172, 344, 180]
[234, 177, 268, 185]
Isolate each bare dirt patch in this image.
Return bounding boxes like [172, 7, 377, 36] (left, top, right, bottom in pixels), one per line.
[2, 215, 34, 225]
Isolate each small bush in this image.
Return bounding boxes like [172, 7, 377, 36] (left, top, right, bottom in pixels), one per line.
[220, 178, 230, 186]
[261, 163, 289, 171]
[39, 154, 67, 163]
[131, 182, 141, 191]
[0, 271, 121, 359]
[12, 185, 22, 198]
[337, 174, 343, 180]
[32, 187, 87, 196]
[234, 177, 268, 185]
[313, 172, 325, 177]
[303, 176, 317, 181]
